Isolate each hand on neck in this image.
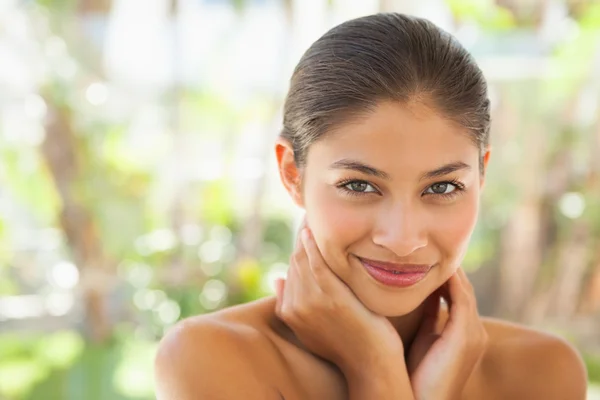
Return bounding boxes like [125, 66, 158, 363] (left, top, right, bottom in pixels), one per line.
[388, 301, 429, 353]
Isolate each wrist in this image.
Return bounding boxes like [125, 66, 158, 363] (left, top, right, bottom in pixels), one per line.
[339, 342, 405, 377]
[342, 351, 414, 400]
[347, 376, 415, 400]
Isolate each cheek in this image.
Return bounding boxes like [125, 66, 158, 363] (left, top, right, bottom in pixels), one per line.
[303, 183, 370, 264]
[433, 192, 480, 262]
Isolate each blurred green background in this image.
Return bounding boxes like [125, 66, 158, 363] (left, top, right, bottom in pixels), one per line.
[0, 0, 599, 399]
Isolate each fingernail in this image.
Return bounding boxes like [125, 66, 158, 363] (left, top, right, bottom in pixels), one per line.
[301, 228, 309, 241]
[274, 278, 284, 297]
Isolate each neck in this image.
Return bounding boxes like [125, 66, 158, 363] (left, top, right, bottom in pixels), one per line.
[388, 301, 427, 352]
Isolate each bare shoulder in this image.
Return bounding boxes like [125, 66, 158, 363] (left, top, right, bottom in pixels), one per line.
[480, 317, 587, 400]
[154, 299, 283, 400]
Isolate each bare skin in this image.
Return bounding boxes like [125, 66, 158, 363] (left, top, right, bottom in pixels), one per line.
[156, 296, 586, 399]
[155, 101, 587, 399]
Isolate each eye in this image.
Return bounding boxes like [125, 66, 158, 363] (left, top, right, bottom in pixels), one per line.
[344, 180, 377, 193]
[423, 180, 466, 199]
[426, 182, 456, 195]
[336, 179, 379, 197]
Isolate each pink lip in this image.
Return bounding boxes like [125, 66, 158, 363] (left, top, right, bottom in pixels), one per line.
[357, 257, 432, 288]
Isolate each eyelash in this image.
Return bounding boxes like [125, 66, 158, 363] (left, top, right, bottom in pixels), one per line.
[335, 178, 466, 200]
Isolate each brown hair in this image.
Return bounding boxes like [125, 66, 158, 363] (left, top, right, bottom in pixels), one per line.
[281, 13, 491, 170]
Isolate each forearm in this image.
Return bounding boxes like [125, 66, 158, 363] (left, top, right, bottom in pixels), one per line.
[343, 357, 415, 400]
[346, 376, 415, 400]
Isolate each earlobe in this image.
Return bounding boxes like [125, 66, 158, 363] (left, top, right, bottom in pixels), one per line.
[275, 138, 305, 208]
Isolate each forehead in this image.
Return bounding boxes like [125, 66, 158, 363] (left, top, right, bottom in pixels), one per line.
[306, 101, 479, 174]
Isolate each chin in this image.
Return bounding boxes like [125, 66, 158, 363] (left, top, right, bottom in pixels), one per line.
[356, 288, 430, 317]
[344, 259, 453, 317]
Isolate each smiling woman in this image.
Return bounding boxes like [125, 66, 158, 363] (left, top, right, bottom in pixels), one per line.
[154, 13, 587, 400]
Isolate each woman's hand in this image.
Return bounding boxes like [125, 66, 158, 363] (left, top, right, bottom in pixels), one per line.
[407, 268, 488, 400]
[275, 224, 413, 398]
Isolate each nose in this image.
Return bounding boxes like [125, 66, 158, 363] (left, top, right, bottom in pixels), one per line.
[371, 203, 428, 258]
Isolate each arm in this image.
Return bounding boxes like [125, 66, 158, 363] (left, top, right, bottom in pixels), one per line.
[155, 317, 279, 400]
[343, 356, 416, 400]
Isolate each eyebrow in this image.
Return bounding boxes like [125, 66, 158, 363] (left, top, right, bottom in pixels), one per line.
[329, 159, 390, 179]
[328, 159, 471, 181]
[419, 161, 471, 181]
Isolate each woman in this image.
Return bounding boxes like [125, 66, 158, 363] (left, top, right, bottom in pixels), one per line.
[155, 13, 587, 399]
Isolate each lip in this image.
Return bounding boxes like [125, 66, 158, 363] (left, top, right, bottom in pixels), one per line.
[357, 256, 432, 288]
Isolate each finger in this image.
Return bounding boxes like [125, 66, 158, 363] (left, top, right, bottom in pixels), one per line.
[274, 278, 285, 315]
[275, 278, 285, 299]
[441, 273, 459, 311]
[299, 216, 307, 231]
[438, 279, 452, 309]
[288, 231, 330, 308]
[286, 253, 306, 307]
[294, 216, 308, 249]
[444, 270, 474, 328]
[456, 267, 474, 292]
[300, 228, 338, 292]
[458, 268, 481, 319]
[448, 271, 466, 303]
[416, 289, 442, 335]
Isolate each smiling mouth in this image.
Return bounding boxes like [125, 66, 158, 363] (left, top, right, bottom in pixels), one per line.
[356, 256, 433, 287]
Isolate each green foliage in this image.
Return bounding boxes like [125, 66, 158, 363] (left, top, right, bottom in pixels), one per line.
[0, 331, 84, 400]
[0, 148, 61, 225]
[262, 218, 294, 260]
[0, 333, 157, 400]
[0, 358, 49, 400]
[584, 353, 600, 383]
[183, 90, 240, 134]
[112, 340, 157, 399]
[445, 0, 516, 30]
[37, 332, 84, 370]
[579, 3, 600, 29]
[200, 181, 236, 226]
[34, 0, 77, 13]
[462, 234, 496, 272]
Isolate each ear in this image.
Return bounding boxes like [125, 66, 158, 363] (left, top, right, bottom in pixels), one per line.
[275, 137, 304, 208]
[479, 147, 491, 190]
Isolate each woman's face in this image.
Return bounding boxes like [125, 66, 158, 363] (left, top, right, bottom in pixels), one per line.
[278, 101, 490, 317]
